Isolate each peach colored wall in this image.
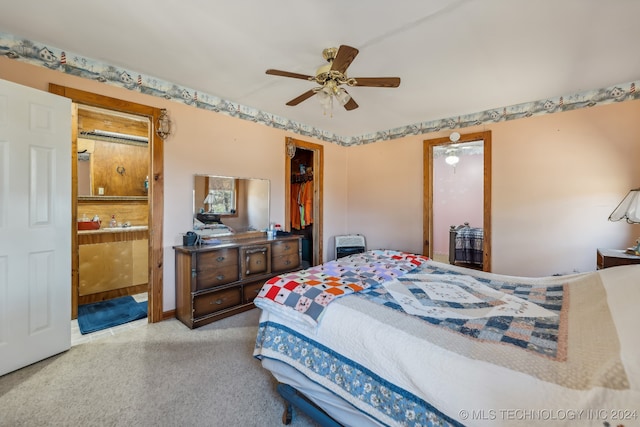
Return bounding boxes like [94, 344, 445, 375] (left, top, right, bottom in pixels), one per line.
[432, 153, 484, 255]
[347, 100, 640, 276]
[2, 55, 639, 308]
[346, 138, 424, 254]
[0, 57, 349, 311]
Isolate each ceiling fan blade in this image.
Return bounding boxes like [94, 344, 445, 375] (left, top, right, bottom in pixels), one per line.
[286, 89, 316, 106]
[353, 77, 401, 88]
[343, 92, 359, 111]
[331, 45, 359, 74]
[266, 69, 314, 81]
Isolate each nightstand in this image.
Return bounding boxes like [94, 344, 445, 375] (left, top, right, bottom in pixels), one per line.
[596, 248, 640, 269]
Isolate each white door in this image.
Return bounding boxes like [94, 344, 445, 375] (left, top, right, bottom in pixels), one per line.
[0, 78, 71, 376]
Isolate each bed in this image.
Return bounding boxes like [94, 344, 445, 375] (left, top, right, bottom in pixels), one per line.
[253, 250, 640, 426]
[449, 223, 483, 268]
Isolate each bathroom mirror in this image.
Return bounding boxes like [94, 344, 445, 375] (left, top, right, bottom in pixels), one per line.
[77, 105, 150, 199]
[193, 174, 270, 233]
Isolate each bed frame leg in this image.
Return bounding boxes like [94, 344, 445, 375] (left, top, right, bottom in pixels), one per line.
[282, 401, 293, 425]
[276, 383, 342, 427]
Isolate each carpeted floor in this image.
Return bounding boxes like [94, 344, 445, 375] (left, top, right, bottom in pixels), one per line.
[0, 309, 319, 427]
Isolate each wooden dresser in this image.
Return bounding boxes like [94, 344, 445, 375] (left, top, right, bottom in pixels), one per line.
[174, 235, 302, 329]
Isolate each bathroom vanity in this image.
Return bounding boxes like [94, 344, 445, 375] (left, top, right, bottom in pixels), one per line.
[77, 225, 149, 304]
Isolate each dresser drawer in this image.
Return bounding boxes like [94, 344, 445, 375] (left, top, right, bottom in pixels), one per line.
[243, 280, 265, 303]
[271, 239, 299, 257]
[193, 287, 242, 317]
[196, 264, 239, 290]
[272, 253, 300, 272]
[241, 245, 271, 279]
[197, 248, 238, 271]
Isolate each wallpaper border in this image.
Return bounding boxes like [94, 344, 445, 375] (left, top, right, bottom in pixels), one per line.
[1, 32, 638, 147]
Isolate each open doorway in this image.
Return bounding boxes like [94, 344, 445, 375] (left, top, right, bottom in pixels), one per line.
[76, 105, 150, 310]
[48, 84, 165, 323]
[423, 131, 492, 271]
[284, 137, 324, 266]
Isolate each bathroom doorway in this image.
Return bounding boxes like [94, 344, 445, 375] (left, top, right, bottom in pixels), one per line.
[76, 105, 150, 307]
[49, 84, 165, 323]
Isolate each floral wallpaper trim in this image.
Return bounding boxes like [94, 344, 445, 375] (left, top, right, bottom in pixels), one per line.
[1, 32, 638, 147]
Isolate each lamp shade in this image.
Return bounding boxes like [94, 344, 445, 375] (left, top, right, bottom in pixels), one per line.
[608, 188, 640, 223]
[203, 191, 215, 211]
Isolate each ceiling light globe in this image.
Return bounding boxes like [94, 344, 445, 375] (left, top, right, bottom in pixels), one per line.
[335, 88, 351, 106]
[445, 155, 460, 165]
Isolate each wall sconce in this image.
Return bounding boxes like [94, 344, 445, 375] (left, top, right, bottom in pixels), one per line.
[286, 139, 296, 159]
[156, 109, 172, 139]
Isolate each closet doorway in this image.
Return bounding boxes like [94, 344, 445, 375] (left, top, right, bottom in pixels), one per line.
[49, 84, 165, 323]
[423, 131, 492, 271]
[284, 137, 324, 267]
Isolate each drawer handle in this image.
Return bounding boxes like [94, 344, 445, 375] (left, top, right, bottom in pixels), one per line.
[216, 256, 225, 262]
[212, 298, 226, 305]
[216, 274, 225, 281]
[284, 245, 290, 250]
[285, 260, 291, 265]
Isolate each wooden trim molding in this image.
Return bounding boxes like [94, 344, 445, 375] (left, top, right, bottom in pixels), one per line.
[48, 83, 165, 323]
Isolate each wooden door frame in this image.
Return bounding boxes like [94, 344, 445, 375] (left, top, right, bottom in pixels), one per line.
[423, 131, 492, 271]
[48, 84, 164, 323]
[284, 137, 324, 265]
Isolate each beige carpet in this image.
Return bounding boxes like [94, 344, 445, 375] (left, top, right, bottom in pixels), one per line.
[0, 309, 319, 427]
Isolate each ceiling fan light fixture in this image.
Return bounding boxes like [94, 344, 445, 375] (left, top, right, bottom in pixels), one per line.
[266, 45, 400, 114]
[334, 87, 351, 106]
[317, 87, 332, 106]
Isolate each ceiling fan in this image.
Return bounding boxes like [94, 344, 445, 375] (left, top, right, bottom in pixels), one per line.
[265, 45, 400, 112]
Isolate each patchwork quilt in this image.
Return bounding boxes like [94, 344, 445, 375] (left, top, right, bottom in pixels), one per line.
[253, 249, 428, 328]
[365, 265, 565, 358]
[255, 259, 639, 427]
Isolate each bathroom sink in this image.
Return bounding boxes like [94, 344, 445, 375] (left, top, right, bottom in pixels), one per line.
[105, 225, 149, 231]
[95, 225, 148, 232]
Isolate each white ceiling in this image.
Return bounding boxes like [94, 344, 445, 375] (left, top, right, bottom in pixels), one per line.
[1, 0, 639, 139]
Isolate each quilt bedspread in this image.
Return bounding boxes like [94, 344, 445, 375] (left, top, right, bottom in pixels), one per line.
[255, 260, 640, 426]
[253, 249, 428, 328]
[365, 264, 565, 359]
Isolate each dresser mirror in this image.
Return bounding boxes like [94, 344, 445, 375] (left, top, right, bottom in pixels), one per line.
[193, 174, 270, 234]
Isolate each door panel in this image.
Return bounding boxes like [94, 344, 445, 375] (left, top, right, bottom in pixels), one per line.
[0, 78, 71, 376]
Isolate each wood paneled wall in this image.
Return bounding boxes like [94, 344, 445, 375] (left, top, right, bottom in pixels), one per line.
[78, 199, 148, 227]
[79, 138, 149, 197]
